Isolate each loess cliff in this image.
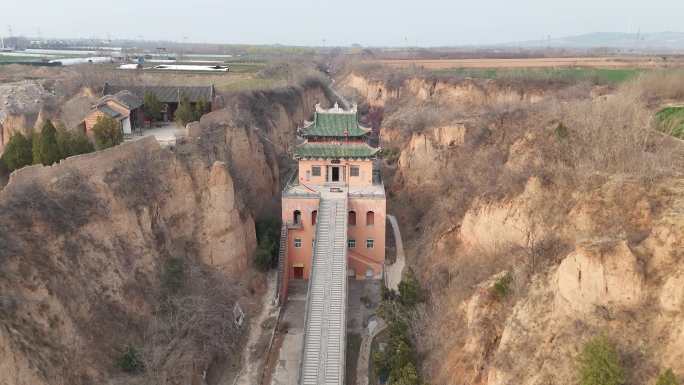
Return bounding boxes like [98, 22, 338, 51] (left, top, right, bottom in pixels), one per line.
[193, 80, 334, 218]
[0, 137, 257, 385]
[341, 70, 684, 385]
[0, 77, 334, 385]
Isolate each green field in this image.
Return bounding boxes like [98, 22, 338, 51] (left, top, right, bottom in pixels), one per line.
[655, 106, 684, 139]
[0, 55, 42, 63]
[223, 62, 267, 73]
[430, 67, 641, 84]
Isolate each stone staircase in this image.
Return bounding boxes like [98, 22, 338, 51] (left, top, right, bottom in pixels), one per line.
[300, 196, 348, 385]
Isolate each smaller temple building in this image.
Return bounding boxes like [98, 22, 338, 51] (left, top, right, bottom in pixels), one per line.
[279, 103, 385, 300]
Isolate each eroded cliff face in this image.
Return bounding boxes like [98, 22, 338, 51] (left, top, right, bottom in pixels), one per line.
[194, 83, 332, 218]
[428, 177, 684, 385]
[0, 137, 257, 385]
[342, 72, 684, 385]
[0, 80, 95, 156]
[340, 73, 549, 108]
[0, 81, 51, 153]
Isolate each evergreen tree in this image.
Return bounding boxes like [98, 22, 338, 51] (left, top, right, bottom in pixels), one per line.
[174, 95, 195, 127]
[1, 132, 33, 171]
[194, 97, 209, 120]
[143, 92, 163, 122]
[32, 131, 41, 164]
[35, 120, 61, 166]
[577, 335, 625, 385]
[56, 127, 73, 157]
[57, 128, 94, 157]
[388, 363, 419, 385]
[92, 115, 123, 150]
[656, 369, 678, 385]
[398, 269, 423, 307]
[69, 131, 95, 155]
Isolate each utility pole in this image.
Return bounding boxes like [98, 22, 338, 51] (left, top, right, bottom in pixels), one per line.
[6, 25, 13, 50]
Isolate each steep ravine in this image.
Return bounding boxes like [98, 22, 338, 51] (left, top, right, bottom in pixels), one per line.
[342, 72, 684, 385]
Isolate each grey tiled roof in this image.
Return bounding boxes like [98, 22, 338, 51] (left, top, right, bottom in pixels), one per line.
[111, 91, 143, 110]
[103, 83, 214, 104]
[97, 105, 122, 118]
[95, 90, 143, 111]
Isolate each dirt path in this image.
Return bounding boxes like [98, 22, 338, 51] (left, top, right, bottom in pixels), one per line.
[385, 214, 405, 292]
[232, 271, 278, 385]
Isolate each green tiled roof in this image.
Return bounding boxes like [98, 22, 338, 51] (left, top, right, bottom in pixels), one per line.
[294, 143, 380, 159]
[301, 112, 371, 138]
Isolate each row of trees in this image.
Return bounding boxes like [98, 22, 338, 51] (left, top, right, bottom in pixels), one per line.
[143, 92, 210, 128]
[374, 270, 425, 385]
[1, 116, 123, 172]
[175, 96, 210, 127]
[2, 120, 93, 171]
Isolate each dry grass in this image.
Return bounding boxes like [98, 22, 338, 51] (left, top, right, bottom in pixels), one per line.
[141, 259, 248, 385]
[629, 68, 684, 101]
[375, 56, 674, 70]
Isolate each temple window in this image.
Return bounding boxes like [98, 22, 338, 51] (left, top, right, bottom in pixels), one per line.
[294, 238, 302, 248]
[348, 239, 356, 248]
[366, 211, 375, 226]
[348, 211, 357, 226]
[312, 166, 321, 176]
[294, 210, 302, 225]
[350, 166, 360, 177]
[366, 239, 374, 249]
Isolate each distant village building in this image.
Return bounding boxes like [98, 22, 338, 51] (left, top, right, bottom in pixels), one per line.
[278, 103, 386, 300]
[80, 83, 216, 137]
[102, 83, 215, 122]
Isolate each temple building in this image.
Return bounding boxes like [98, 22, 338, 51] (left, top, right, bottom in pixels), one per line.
[278, 103, 386, 301]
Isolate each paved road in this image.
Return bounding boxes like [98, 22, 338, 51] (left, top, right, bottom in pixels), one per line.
[385, 215, 406, 292]
[356, 318, 387, 385]
[270, 281, 308, 385]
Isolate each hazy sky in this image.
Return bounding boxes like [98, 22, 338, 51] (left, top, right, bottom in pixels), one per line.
[3, 0, 684, 46]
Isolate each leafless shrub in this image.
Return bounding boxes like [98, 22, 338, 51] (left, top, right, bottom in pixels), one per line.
[547, 88, 680, 182]
[104, 151, 167, 210]
[383, 100, 465, 138]
[141, 260, 245, 385]
[0, 170, 107, 235]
